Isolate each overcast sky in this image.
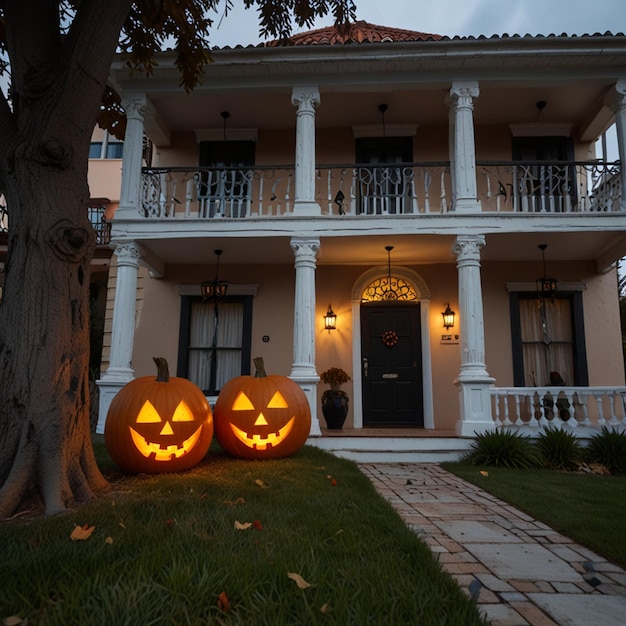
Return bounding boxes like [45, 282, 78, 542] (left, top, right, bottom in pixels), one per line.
[208, 0, 626, 47]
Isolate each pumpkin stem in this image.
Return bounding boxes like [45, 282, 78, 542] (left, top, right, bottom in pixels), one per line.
[153, 357, 170, 383]
[253, 357, 267, 378]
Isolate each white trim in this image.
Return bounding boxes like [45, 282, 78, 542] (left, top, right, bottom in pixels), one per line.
[352, 124, 418, 139]
[351, 266, 434, 431]
[177, 283, 258, 297]
[194, 128, 259, 142]
[509, 123, 573, 137]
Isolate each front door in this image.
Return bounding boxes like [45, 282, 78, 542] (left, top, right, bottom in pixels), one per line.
[361, 302, 423, 427]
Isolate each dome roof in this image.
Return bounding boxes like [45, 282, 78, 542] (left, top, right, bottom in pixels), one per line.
[265, 20, 442, 47]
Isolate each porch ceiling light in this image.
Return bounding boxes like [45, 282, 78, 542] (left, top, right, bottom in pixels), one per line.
[324, 304, 337, 332]
[536, 244, 557, 302]
[201, 249, 229, 301]
[442, 303, 455, 330]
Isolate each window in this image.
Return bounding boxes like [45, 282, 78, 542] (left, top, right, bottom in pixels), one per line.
[198, 140, 256, 218]
[177, 296, 252, 395]
[354, 136, 413, 214]
[510, 292, 588, 387]
[512, 136, 575, 212]
[89, 131, 124, 159]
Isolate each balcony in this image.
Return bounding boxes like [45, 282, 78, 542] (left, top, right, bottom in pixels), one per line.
[139, 160, 623, 220]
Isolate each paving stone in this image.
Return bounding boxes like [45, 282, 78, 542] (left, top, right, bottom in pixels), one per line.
[479, 603, 529, 626]
[465, 543, 581, 582]
[528, 593, 626, 626]
[551, 582, 583, 593]
[508, 601, 560, 626]
[500, 591, 529, 603]
[475, 572, 515, 592]
[509, 580, 541, 593]
[441, 562, 490, 575]
[434, 520, 522, 543]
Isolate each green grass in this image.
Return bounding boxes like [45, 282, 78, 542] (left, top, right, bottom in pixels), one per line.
[443, 462, 626, 569]
[0, 442, 488, 626]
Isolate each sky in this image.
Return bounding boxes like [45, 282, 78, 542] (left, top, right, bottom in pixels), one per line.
[207, 0, 626, 47]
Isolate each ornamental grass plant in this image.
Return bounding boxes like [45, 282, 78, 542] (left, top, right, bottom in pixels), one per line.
[586, 426, 626, 475]
[462, 428, 543, 469]
[0, 442, 488, 626]
[536, 426, 585, 471]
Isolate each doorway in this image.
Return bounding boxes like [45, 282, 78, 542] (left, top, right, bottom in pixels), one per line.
[360, 302, 423, 427]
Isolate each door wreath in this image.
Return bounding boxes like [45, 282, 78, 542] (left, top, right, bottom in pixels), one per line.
[381, 330, 398, 347]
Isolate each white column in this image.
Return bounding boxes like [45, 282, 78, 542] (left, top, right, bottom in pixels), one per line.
[115, 93, 148, 218]
[291, 86, 321, 216]
[612, 79, 626, 210]
[448, 81, 482, 213]
[290, 236, 321, 436]
[96, 242, 141, 433]
[452, 235, 495, 436]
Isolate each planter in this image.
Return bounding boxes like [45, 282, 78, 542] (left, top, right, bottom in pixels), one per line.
[321, 389, 349, 429]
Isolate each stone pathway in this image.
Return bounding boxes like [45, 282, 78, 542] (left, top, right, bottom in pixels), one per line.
[359, 463, 626, 626]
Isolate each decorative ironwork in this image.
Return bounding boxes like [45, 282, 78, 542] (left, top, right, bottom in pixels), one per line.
[361, 277, 417, 302]
[381, 330, 398, 347]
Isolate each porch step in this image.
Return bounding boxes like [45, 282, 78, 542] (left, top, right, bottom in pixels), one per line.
[308, 435, 474, 463]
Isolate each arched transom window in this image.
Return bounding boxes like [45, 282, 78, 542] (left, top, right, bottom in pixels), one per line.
[361, 276, 418, 302]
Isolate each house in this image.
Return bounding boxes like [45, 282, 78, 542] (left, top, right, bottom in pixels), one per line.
[95, 22, 626, 460]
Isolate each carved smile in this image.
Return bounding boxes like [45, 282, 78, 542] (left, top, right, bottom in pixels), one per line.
[229, 417, 295, 450]
[129, 426, 203, 461]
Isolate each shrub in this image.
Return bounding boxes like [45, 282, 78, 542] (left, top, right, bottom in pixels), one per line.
[536, 426, 584, 471]
[586, 427, 626, 475]
[462, 429, 543, 469]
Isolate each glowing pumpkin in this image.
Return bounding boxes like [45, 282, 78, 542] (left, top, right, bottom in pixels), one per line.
[213, 357, 311, 459]
[104, 357, 213, 473]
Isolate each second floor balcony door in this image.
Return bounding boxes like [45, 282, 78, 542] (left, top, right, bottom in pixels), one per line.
[355, 136, 413, 215]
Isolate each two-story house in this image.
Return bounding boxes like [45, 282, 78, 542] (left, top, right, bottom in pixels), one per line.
[95, 22, 626, 460]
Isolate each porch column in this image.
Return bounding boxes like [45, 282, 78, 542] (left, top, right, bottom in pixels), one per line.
[291, 86, 321, 216]
[290, 236, 321, 436]
[96, 242, 141, 433]
[612, 79, 626, 210]
[452, 235, 495, 436]
[114, 93, 147, 218]
[448, 82, 482, 213]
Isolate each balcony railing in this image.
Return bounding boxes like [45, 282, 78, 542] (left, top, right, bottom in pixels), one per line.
[0, 202, 7, 233]
[479, 160, 622, 213]
[139, 161, 623, 220]
[491, 386, 626, 433]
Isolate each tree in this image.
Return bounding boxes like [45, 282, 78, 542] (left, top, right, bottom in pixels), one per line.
[0, 0, 356, 518]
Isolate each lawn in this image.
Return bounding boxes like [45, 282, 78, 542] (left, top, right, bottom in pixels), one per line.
[443, 462, 626, 569]
[0, 443, 488, 625]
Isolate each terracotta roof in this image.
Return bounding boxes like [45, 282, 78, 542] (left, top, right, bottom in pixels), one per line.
[264, 20, 442, 47]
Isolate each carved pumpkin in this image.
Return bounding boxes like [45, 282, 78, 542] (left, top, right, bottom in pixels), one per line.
[213, 357, 311, 459]
[104, 357, 213, 473]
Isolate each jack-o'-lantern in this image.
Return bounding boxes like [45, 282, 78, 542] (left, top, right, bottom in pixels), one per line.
[104, 357, 213, 473]
[213, 357, 311, 459]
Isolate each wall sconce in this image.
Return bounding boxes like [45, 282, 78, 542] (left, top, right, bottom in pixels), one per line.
[324, 304, 337, 332]
[536, 243, 557, 302]
[442, 303, 456, 330]
[201, 249, 229, 301]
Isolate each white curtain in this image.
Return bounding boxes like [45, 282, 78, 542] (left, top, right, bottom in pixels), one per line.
[188, 301, 243, 391]
[520, 298, 573, 386]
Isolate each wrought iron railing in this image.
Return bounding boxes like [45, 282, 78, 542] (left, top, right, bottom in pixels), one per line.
[138, 161, 623, 219]
[87, 203, 111, 246]
[478, 160, 622, 213]
[491, 386, 626, 433]
[0, 202, 7, 233]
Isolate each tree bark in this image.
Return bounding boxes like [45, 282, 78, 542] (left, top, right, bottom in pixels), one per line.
[0, 0, 132, 517]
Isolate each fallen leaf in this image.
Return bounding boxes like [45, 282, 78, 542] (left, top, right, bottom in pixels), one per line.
[70, 524, 95, 541]
[479, 470, 489, 477]
[253, 519, 263, 531]
[320, 603, 331, 614]
[3, 616, 27, 626]
[118, 521, 126, 529]
[217, 591, 231, 613]
[287, 572, 311, 589]
[255, 479, 269, 489]
[105, 536, 113, 545]
[330, 479, 337, 486]
[234, 520, 252, 530]
[224, 497, 246, 507]
[165, 519, 174, 528]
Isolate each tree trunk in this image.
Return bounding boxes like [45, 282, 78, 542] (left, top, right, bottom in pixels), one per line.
[0, 159, 110, 517]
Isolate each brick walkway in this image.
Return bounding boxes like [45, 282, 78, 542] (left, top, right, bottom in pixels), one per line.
[359, 463, 626, 626]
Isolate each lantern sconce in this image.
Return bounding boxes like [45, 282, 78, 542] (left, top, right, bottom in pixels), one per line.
[442, 303, 456, 330]
[324, 304, 337, 332]
[201, 249, 229, 302]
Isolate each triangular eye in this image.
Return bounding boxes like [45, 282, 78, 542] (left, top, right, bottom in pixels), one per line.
[172, 401, 194, 421]
[233, 391, 255, 411]
[267, 391, 288, 409]
[136, 400, 162, 423]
